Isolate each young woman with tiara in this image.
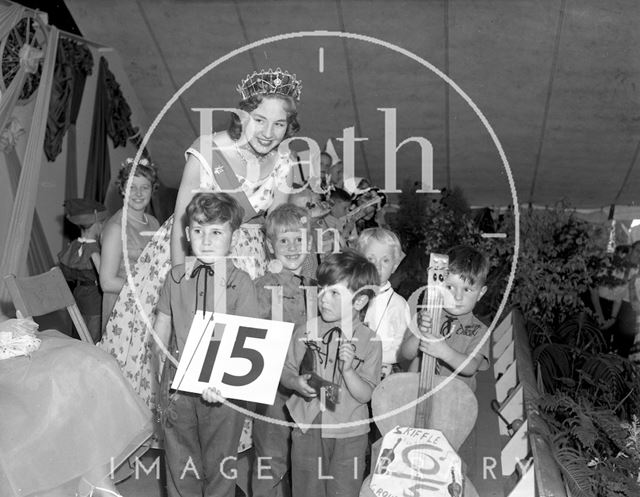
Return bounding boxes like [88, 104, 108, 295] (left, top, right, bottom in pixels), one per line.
[99, 69, 303, 452]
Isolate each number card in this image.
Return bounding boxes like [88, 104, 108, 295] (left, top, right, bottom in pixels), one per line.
[370, 426, 462, 497]
[171, 312, 295, 405]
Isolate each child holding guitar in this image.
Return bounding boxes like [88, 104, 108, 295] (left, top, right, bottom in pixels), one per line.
[360, 247, 486, 497]
[398, 245, 490, 493]
[399, 245, 490, 392]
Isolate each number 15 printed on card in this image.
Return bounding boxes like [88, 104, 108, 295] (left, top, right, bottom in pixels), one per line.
[171, 313, 295, 405]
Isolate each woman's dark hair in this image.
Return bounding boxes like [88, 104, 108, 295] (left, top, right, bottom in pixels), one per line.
[228, 93, 300, 141]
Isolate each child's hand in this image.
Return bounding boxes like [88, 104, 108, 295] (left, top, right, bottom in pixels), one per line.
[339, 342, 356, 372]
[602, 318, 616, 330]
[418, 332, 451, 361]
[294, 374, 318, 398]
[202, 386, 225, 404]
[417, 310, 433, 334]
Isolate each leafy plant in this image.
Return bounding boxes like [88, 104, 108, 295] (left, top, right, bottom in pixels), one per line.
[388, 184, 512, 319]
[533, 314, 640, 496]
[497, 206, 609, 330]
[389, 189, 617, 330]
[549, 434, 594, 497]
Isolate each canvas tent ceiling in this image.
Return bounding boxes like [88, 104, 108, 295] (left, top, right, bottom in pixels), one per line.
[65, 0, 640, 210]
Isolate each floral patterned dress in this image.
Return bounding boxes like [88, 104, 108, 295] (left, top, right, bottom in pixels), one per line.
[98, 134, 294, 451]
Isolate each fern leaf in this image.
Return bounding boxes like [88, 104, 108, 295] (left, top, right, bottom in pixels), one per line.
[591, 409, 637, 455]
[538, 391, 578, 413]
[569, 412, 598, 450]
[534, 343, 575, 393]
[550, 439, 595, 497]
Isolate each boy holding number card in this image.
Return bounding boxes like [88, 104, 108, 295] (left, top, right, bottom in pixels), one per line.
[154, 192, 259, 497]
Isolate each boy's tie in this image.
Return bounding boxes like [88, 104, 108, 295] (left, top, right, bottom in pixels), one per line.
[191, 263, 214, 317]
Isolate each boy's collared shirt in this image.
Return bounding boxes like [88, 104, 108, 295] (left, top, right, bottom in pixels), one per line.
[284, 315, 382, 439]
[364, 281, 411, 366]
[157, 258, 258, 357]
[254, 269, 315, 326]
[438, 310, 490, 392]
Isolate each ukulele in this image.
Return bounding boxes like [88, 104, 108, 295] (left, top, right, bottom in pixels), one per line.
[360, 254, 479, 497]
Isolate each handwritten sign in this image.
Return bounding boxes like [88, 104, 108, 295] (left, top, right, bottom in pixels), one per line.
[171, 312, 294, 405]
[370, 426, 462, 497]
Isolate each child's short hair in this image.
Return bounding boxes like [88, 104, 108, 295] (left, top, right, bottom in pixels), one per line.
[356, 228, 405, 264]
[447, 245, 489, 286]
[186, 192, 244, 231]
[317, 249, 380, 301]
[264, 203, 310, 241]
[117, 157, 159, 195]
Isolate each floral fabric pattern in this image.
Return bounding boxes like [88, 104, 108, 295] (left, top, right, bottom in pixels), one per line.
[98, 218, 172, 447]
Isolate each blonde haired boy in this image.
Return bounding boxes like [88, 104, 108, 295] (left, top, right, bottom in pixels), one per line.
[357, 228, 412, 379]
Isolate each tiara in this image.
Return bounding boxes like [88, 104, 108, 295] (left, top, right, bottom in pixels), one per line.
[236, 68, 302, 102]
[121, 157, 153, 170]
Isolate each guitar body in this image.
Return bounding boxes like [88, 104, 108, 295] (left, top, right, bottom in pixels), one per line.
[371, 372, 478, 451]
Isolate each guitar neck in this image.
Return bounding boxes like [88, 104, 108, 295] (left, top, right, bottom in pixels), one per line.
[414, 253, 448, 429]
[415, 353, 435, 428]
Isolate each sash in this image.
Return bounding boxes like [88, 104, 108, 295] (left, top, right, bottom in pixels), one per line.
[207, 145, 262, 224]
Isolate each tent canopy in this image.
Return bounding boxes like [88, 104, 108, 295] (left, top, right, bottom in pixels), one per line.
[65, 0, 640, 210]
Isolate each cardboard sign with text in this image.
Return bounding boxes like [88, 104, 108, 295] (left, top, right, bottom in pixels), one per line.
[370, 426, 463, 497]
[171, 312, 294, 405]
